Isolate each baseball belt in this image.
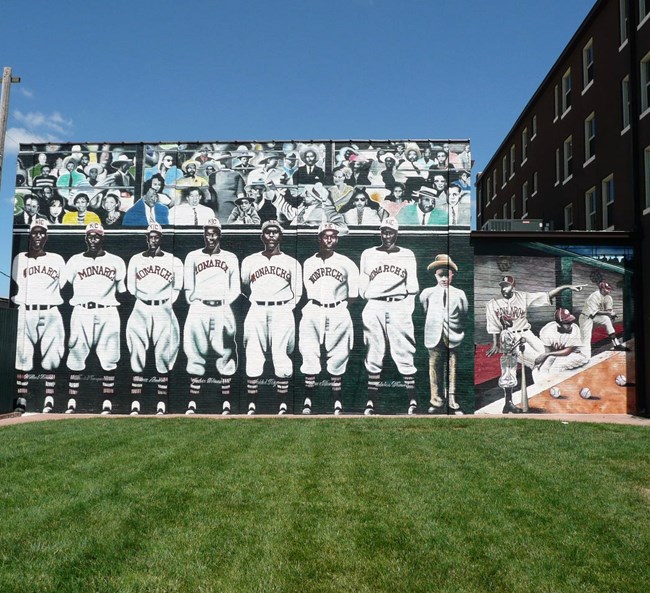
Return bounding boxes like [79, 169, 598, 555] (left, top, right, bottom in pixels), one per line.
[373, 295, 406, 302]
[23, 304, 56, 311]
[255, 299, 291, 306]
[311, 299, 345, 308]
[141, 298, 169, 306]
[79, 302, 113, 309]
[201, 299, 224, 307]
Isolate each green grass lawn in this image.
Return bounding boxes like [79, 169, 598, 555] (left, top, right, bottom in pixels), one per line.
[1, 418, 649, 593]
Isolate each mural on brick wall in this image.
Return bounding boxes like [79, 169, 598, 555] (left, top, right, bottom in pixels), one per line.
[12, 140, 475, 415]
[474, 245, 635, 414]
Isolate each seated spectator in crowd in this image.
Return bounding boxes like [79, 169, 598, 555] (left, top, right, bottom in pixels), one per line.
[173, 187, 213, 226]
[340, 188, 384, 226]
[62, 193, 101, 226]
[32, 163, 57, 189]
[14, 193, 42, 226]
[123, 183, 170, 227]
[329, 166, 355, 211]
[45, 195, 66, 225]
[227, 195, 261, 225]
[380, 183, 412, 218]
[397, 186, 448, 226]
[56, 157, 85, 189]
[98, 192, 124, 228]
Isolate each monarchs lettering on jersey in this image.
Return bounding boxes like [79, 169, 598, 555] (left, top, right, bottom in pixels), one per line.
[195, 259, 229, 274]
[495, 305, 526, 321]
[249, 265, 291, 283]
[134, 264, 173, 282]
[307, 267, 344, 284]
[368, 264, 406, 282]
[77, 265, 117, 281]
[23, 264, 60, 281]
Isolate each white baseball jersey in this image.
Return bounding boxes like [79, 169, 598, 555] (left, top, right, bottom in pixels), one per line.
[184, 248, 240, 304]
[241, 252, 303, 304]
[581, 289, 614, 317]
[12, 252, 66, 305]
[485, 290, 550, 335]
[66, 252, 127, 305]
[534, 321, 589, 378]
[127, 252, 184, 300]
[359, 247, 419, 299]
[303, 252, 359, 303]
[539, 322, 583, 352]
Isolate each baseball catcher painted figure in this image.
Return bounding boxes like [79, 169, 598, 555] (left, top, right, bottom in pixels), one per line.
[183, 218, 240, 415]
[12, 218, 66, 413]
[126, 223, 183, 415]
[64, 223, 127, 414]
[359, 217, 419, 415]
[299, 222, 359, 415]
[241, 220, 303, 415]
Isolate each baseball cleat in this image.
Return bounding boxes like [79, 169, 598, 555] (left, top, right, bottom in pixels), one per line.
[247, 402, 256, 416]
[431, 395, 444, 407]
[502, 401, 522, 414]
[222, 401, 231, 416]
[407, 399, 417, 415]
[43, 396, 54, 413]
[278, 402, 288, 415]
[130, 401, 140, 416]
[334, 400, 342, 416]
[448, 401, 461, 411]
[302, 397, 312, 415]
[65, 398, 76, 414]
[364, 399, 375, 416]
[156, 401, 166, 415]
[101, 400, 112, 415]
[186, 400, 197, 415]
[613, 344, 631, 352]
[14, 397, 27, 413]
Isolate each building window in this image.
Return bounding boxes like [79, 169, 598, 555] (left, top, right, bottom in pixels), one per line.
[641, 0, 650, 24]
[584, 113, 596, 163]
[622, 75, 631, 130]
[644, 147, 650, 209]
[510, 195, 516, 218]
[521, 128, 528, 163]
[585, 187, 597, 230]
[502, 155, 508, 186]
[563, 136, 573, 181]
[641, 52, 650, 115]
[554, 85, 560, 120]
[522, 181, 529, 216]
[532, 115, 537, 139]
[503, 202, 508, 219]
[532, 171, 538, 195]
[486, 176, 492, 202]
[583, 39, 594, 89]
[555, 149, 561, 185]
[492, 170, 497, 197]
[602, 175, 615, 229]
[564, 204, 574, 231]
[620, 0, 629, 44]
[509, 145, 516, 177]
[561, 69, 572, 114]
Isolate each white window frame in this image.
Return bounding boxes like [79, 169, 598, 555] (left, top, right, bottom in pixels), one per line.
[502, 202, 508, 219]
[522, 181, 529, 217]
[640, 0, 650, 29]
[486, 177, 492, 203]
[555, 149, 561, 186]
[602, 174, 615, 229]
[532, 171, 538, 196]
[585, 187, 597, 230]
[641, 52, 650, 117]
[510, 194, 516, 219]
[521, 128, 528, 163]
[564, 203, 573, 231]
[644, 146, 650, 211]
[620, 0, 629, 47]
[561, 69, 572, 116]
[492, 170, 497, 198]
[554, 85, 560, 121]
[622, 75, 631, 133]
[582, 39, 594, 92]
[532, 115, 537, 139]
[509, 145, 516, 178]
[584, 113, 596, 165]
[502, 155, 508, 187]
[563, 136, 573, 183]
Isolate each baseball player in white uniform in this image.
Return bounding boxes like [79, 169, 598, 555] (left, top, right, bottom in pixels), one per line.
[533, 308, 588, 381]
[299, 222, 359, 415]
[359, 217, 419, 415]
[12, 218, 66, 413]
[183, 218, 240, 415]
[579, 281, 629, 358]
[241, 220, 302, 415]
[126, 223, 183, 415]
[485, 275, 585, 373]
[419, 254, 468, 414]
[64, 223, 127, 414]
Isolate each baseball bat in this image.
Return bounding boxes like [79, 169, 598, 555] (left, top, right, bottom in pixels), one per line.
[519, 339, 529, 412]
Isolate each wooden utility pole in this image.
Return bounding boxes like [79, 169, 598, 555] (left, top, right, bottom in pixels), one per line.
[0, 67, 21, 195]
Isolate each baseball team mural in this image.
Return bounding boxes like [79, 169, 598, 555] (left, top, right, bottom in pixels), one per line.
[10, 141, 636, 415]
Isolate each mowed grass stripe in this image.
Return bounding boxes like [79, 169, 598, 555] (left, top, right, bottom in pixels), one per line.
[0, 419, 649, 593]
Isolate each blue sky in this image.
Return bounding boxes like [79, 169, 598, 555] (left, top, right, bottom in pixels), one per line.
[0, 0, 595, 296]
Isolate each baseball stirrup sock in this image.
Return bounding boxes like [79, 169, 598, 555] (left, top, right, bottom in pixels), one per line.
[189, 376, 202, 398]
[157, 375, 168, 399]
[367, 373, 380, 395]
[130, 376, 144, 396]
[44, 373, 56, 396]
[404, 375, 415, 394]
[68, 373, 81, 397]
[103, 374, 115, 396]
[221, 376, 232, 398]
[276, 378, 289, 398]
[16, 372, 28, 396]
[247, 377, 258, 397]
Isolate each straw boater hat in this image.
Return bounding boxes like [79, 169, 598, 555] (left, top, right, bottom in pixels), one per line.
[427, 254, 458, 272]
[379, 152, 397, 164]
[258, 153, 284, 165]
[84, 163, 105, 176]
[62, 156, 78, 169]
[181, 159, 200, 172]
[412, 187, 438, 201]
[111, 154, 133, 169]
[299, 145, 319, 162]
[404, 142, 422, 159]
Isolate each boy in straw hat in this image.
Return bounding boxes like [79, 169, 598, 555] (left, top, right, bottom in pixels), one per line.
[419, 254, 468, 413]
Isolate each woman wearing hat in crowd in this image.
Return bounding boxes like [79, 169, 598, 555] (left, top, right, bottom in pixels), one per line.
[82, 163, 105, 187]
[97, 192, 124, 227]
[62, 193, 101, 226]
[329, 166, 355, 211]
[340, 188, 384, 226]
[227, 194, 261, 225]
[144, 151, 182, 187]
[379, 152, 401, 192]
[381, 183, 412, 218]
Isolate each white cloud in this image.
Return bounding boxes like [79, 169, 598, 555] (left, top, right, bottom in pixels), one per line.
[13, 110, 73, 135]
[4, 127, 53, 152]
[18, 87, 33, 99]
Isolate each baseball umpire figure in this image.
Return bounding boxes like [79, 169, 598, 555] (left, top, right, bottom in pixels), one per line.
[183, 218, 240, 415]
[359, 217, 419, 415]
[64, 223, 127, 414]
[12, 218, 66, 413]
[299, 222, 359, 415]
[241, 220, 303, 415]
[126, 223, 183, 415]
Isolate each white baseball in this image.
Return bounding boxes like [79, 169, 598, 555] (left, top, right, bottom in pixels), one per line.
[579, 387, 592, 399]
[615, 374, 627, 386]
[550, 387, 561, 398]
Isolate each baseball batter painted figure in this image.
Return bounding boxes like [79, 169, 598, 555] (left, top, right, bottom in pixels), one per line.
[241, 220, 303, 415]
[183, 218, 240, 415]
[64, 223, 127, 414]
[419, 254, 468, 414]
[579, 281, 629, 358]
[485, 275, 585, 373]
[359, 218, 419, 415]
[12, 218, 66, 413]
[299, 222, 359, 415]
[126, 223, 183, 415]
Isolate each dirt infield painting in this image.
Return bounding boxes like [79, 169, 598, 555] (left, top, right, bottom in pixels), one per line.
[474, 244, 635, 414]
